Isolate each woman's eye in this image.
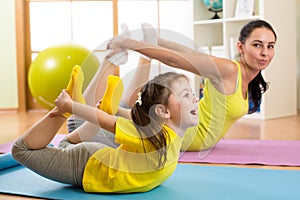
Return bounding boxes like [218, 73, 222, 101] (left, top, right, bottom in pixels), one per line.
[253, 43, 261, 47]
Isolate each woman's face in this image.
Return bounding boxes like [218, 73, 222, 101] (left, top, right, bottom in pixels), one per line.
[167, 77, 199, 130]
[239, 28, 276, 71]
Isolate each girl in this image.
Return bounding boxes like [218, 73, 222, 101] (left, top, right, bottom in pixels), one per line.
[12, 65, 199, 193]
[107, 20, 277, 151]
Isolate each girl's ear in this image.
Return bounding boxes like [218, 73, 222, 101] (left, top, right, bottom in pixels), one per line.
[155, 104, 170, 119]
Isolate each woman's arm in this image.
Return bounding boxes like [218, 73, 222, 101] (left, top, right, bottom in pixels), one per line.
[108, 37, 233, 81]
[158, 38, 199, 55]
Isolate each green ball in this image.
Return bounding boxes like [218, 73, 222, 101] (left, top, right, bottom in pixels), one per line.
[28, 43, 100, 110]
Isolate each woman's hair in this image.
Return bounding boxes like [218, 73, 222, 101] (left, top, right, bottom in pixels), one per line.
[238, 20, 277, 114]
[131, 72, 189, 168]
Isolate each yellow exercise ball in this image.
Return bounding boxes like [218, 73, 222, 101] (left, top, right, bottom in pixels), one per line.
[28, 43, 100, 110]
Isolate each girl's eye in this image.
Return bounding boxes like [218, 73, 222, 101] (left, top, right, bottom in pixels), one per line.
[184, 92, 195, 98]
[268, 45, 274, 49]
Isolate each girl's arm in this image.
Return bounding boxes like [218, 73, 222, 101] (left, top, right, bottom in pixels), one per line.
[72, 102, 116, 133]
[116, 107, 131, 119]
[54, 90, 116, 133]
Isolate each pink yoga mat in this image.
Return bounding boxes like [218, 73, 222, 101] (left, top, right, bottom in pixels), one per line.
[2, 136, 300, 166]
[179, 139, 300, 166]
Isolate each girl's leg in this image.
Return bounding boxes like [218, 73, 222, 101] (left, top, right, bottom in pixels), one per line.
[19, 65, 85, 149]
[66, 58, 123, 145]
[66, 25, 130, 142]
[65, 61, 115, 133]
[66, 119, 119, 148]
[66, 23, 155, 144]
[82, 59, 118, 107]
[12, 137, 106, 186]
[21, 111, 66, 149]
[67, 58, 119, 132]
[11, 66, 98, 186]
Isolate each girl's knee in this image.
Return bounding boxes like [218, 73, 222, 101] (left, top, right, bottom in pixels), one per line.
[11, 138, 29, 162]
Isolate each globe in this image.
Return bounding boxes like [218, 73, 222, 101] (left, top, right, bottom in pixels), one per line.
[202, 0, 223, 19]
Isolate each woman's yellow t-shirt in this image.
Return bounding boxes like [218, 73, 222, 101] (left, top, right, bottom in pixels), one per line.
[182, 60, 249, 151]
[82, 117, 182, 193]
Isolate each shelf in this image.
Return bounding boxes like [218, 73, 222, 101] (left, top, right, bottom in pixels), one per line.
[225, 15, 260, 22]
[193, 16, 261, 25]
[193, 19, 223, 25]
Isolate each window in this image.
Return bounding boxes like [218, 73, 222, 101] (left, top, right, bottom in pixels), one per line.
[18, 0, 193, 110]
[30, 1, 114, 52]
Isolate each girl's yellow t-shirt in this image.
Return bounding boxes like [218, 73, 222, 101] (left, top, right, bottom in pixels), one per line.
[82, 117, 182, 193]
[181, 60, 249, 151]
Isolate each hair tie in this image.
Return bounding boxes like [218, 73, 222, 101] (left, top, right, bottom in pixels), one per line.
[136, 92, 142, 106]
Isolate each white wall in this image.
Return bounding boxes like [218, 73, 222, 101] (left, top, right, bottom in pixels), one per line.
[0, 0, 299, 110]
[0, 0, 18, 109]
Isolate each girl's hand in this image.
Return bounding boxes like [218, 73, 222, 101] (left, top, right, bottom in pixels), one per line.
[49, 107, 60, 117]
[54, 89, 73, 114]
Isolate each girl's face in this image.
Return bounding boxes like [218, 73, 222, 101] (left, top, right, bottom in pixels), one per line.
[167, 77, 199, 131]
[239, 28, 276, 71]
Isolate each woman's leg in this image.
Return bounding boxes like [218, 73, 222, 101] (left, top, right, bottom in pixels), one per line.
[83, 23, 130, 107]
[120, 56, 151, 108]
[119, 23, 157, 108]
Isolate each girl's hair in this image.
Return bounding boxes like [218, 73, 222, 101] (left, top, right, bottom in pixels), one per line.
[238, 20, 277, 114]
[131, 72, 189, 168]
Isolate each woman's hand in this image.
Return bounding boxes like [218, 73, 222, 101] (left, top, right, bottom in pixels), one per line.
[106, 23, 130, 60]
[106, 35, 128, 60]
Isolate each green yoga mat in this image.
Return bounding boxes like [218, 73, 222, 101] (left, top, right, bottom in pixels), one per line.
[0, 162, 300, 200]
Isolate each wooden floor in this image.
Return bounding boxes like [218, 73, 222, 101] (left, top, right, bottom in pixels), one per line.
[0, 109, 300, 199]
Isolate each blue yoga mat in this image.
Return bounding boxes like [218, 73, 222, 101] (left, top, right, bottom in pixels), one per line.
[0, 153, 19, 170]
[0, 163, 300, 200]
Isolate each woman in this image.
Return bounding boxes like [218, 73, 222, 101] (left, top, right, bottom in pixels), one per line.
[12, 63, 199, 193]
[107, 20, 277, 151]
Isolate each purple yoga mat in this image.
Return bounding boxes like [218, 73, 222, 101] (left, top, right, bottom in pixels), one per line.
[179, 139, 300, 166]
[2, 137, 300, 166]
[0, 134, 65, 154]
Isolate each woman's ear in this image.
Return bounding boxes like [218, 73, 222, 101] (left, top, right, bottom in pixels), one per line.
[237, 41, 244, 55]
[155, 104, 170, 119]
